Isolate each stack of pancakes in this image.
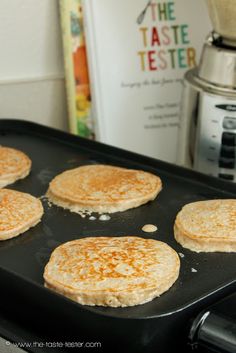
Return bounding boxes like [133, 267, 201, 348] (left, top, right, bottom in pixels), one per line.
[174, 199, 236, 252]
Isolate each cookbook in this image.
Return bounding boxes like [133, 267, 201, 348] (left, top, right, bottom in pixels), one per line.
[82, 0, 210, 162]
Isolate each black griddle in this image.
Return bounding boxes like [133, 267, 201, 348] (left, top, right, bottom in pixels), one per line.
[0, 119, 235, 353]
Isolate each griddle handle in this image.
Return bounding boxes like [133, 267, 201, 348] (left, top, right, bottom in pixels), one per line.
[189, 310, 236, 353]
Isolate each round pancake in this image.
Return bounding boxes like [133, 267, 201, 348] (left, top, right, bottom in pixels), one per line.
[44, 236, 180, 307]
[0, 146, 31, 188]
[46, 165, 162, 213]
[174, 199, 236, 252]
[0, 189, 44, 240]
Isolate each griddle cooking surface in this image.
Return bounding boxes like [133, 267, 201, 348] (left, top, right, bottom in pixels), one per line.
[0, 120, 235, 320]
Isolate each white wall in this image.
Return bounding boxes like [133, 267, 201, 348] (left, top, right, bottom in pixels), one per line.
[0, 0, 68, 131]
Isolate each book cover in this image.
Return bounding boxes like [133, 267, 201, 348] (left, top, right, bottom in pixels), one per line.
[60, 0, 94, 138]
[82, 0, 210, 162]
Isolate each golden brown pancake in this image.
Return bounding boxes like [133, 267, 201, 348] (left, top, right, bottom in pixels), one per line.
[46, 164, 162, 214]
[174, 199, 236, 252]
[0, 146, 31, 188]
[44, 236, 180, 307]
[0, 189, 44, 240]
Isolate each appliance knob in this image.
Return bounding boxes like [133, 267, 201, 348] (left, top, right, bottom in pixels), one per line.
[220, 146, 235, 159]
[221, 132, 236, 146]
[218, 173, 234, 181]
[219, 157, 235, 169]
[223, 117, 236, 130]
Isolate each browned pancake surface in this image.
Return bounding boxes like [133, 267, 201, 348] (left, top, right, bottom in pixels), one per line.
[0, 189, 43, 240]
[47, 165, 162, 213]
[44, 236, 180, 307]
[174, 199, 236, 252]
[0, 147, 31, 187]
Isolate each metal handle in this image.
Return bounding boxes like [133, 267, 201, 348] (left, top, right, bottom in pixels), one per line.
[189, 310, 236, 353]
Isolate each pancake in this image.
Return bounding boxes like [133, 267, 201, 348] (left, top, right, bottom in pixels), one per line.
[0, 146, 31, 188]
[174, 199, 236, 252]
[0, 189, 44, 240]
[44, 236, 180, 307]
[46, 164, 162, 214]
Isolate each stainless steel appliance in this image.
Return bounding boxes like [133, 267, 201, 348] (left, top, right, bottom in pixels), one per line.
[178, 0, 236, 182]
